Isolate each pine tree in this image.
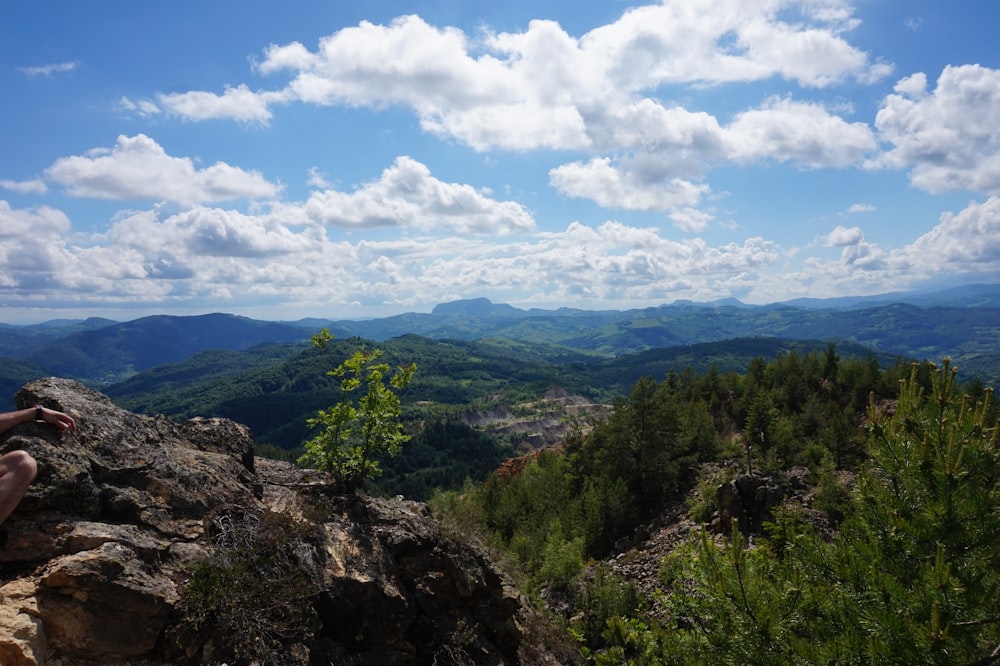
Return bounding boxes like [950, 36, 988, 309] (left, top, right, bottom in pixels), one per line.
[658, 360, 1000, 664]
[821, 360, 1000, 663]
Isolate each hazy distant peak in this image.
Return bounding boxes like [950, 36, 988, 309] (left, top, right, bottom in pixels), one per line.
[431, 298, 523, 317]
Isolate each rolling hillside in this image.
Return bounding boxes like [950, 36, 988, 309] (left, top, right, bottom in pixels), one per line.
[1, 283, 999, 393]
[105, 335, 892, 452]
[19, 313, 313, 384]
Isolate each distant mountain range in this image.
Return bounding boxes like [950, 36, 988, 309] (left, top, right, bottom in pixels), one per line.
[1, 283, 999, 394]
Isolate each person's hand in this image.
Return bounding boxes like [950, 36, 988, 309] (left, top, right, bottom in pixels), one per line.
[39, 406, 77, 436]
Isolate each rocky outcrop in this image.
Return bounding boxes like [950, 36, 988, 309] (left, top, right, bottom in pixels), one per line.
[459, 387, 612, 452]
[713, 473, 789, 535]
[0, 378, 539, 665]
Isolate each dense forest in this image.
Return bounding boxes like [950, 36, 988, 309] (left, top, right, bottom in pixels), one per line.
[426, 351, 1000, 664]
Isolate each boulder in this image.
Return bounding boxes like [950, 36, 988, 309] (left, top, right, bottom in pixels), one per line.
[0, 378, 533, 664]
[714, 473, 787, 535]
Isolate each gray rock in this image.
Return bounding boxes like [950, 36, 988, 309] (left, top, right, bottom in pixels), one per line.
[0, 378, 532, 665]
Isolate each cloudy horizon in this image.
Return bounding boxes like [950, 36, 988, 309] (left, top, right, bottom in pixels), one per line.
[2, 1, 999, 324]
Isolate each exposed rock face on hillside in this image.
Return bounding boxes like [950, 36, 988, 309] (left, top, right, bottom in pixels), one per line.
[0, 378, 538, 665]
[460, 387, 612, 452]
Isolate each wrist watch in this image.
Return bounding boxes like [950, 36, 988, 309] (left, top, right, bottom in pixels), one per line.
[34, 405, 44, 422]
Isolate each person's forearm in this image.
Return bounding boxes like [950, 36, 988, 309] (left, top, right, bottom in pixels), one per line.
[0, 407, 39, 435]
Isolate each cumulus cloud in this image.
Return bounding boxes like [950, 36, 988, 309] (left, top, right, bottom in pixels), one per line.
[0, 201, 72, 238]
[549, 95, 877, 218]
[109, 3, 890, 223]
[158, 85, 283, 124]
[152, 3, 885, 142]
[825, 225, 864, 247]
[21, 2, 1000, 316]
[549, 157, 710, 216]
[5, 193, 998, 315]
[43, 134, 282, 205]
[302, 156, 535, 234]
[875, 65, 1000, 194]
[105, 206, 322, 259]
[822, 225, 884, 267]
[0, 195, 782, 312]
[901, 196, 1000, 269]
[726, 96, 876, 167]
[770, 198, 1000, 300]
[0, 201, 75, 290]
[586, 100, 727, 169]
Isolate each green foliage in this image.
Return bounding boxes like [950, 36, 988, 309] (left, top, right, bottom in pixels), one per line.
[478, 448, 583, 584]
[810, 451, 852, 525]
[254, 442, 302, 463]
[654, 360, 1000, 664]
[827, 359, 1000, 663]
[576, 375, 716, 525]
[685, 466, 734, 525]
[177, 507, 321, 665]
[371, 418, 513, 500]
[436, 344, 916, 595]
[572, 564, 644, 655]
[298, 330, 416, 493]
[537, 522, 586, 590]
[427, 355, 998, 664]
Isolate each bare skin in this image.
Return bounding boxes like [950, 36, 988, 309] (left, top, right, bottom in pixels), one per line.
[0, 406, 77, 525]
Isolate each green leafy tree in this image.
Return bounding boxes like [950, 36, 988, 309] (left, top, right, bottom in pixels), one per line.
[299, 329, 416, 493]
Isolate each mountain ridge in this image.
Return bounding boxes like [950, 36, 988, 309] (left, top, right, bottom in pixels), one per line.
[1, 282, 999, 387]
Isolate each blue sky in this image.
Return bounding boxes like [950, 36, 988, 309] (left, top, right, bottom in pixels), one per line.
[2, 1, 999, 323]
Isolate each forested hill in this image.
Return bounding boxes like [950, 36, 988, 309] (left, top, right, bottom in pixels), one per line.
[2, 284, 1000, 387]
[102, 335, 891, 455]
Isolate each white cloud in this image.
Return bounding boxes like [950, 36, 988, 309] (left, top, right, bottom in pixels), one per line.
[587, 99, 727, 169]
[875, 65, 1000, 194]
[112, 3, 889, 224]
[549, 157, 710, 215]
[578, 0, 884, 90]
[670, 208, 714, 233]
[0, 201, 72, 238]
[17, 62, 78, 79]
[900, 196, 1000, 269]
[155, 2, 886, 149]
[832, 233, 884, 270]
[158, 85, 283, 124]
[105, 207, 321, 259]
[0, 179, 47, 195]
[0, 201, 75, 290]
[115, 96, 161, 118]
[5, 194, 998, 315]
[762, 198, 1000, 301]
[306, 167, 332, 189]
[20, 3, 1000, 317]
[548, 94, 876, 218]
[726, 96, 876, 167]
[302, 156, 535, 234]
[43, 134, 282, 205]
[0, 196, 781, 312]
